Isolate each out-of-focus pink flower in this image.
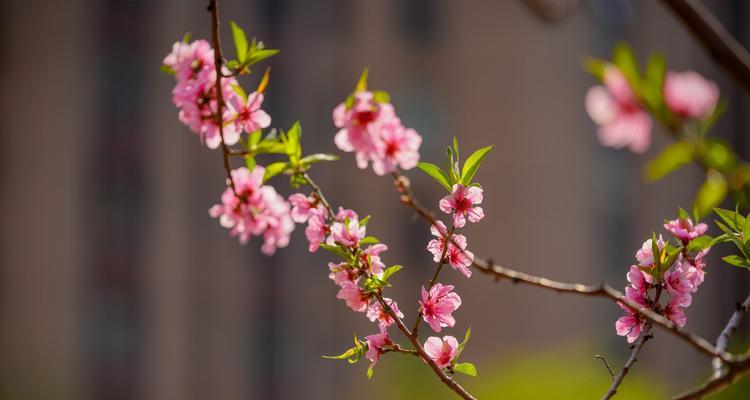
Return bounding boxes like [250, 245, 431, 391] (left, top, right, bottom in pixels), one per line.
[208, 166, 293, 255]
[439, 184, 484, 228]
[228, 91, 271, 134]
[635, 236, 666, 267]
[585, 65, 652, 153]
[366, 298, 403, 328]
[664, 71, 719, 119]
[665, 299, 687, 327]
[423, 336, 459, 369]
[336, 207, 359, 221]
[334, 92, 398, 169]
[664, 217, 708, 242]
[420, 283, 462, 332]
[371, 121, 422, 175]
[427, 221, 474, 278]
[364, 326, 392, 366]
[289, 193, 324, 223]
[305, 208, 329, 252]
[328, 217, 366, 248]
[336, 281, 369, 312]
[328, 262, 356, 286]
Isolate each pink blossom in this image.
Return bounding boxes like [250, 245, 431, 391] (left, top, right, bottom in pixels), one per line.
[615, 297, 646, 344]
[664, 263, 694, 308]
[328, 262, 356, 286]
[361, 243, 388, 276]
[228, 91, 271, 133]
[635, 236, 665, 267]
[328, 217, 366, 248]
[366, 298, 404, 328]
[689, 248, 710, 287]
[208, 166, 294, 255]
[664, 217, 708, 242]
[288, 193, 323, 223]
[664, 71, 719, 119]
[336, 281, 369, 312]
[364, 326, 392, 366]
[626, 265, 650, 294]
[305, 209, 329, 252]
[427, 221, 474, 278]
[165, 39, 246, 149]
[439, 184, 485, 228]
[420, 283, 462, 332]
[371, 121, 422, 175]
[664, 299, 687, 327]
[585, 65, 652, 153]
[336, 207, 359, 221]
[423, 336, 459, 369]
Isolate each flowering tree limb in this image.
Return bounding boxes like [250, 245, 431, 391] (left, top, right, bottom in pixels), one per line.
[603, 326, 653, 400]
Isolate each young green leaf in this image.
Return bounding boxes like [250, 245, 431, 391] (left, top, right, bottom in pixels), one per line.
[455, 326, 471, 359]
[263, 161, 289, 182]
[722, 255, 750, 270]
[686, 235, 713, 252]
[715, 208, 746, 231]
[182, 32, 193, 43]
[366, 364, 374, 379]
[230, 21, 249, 63]
[322, 347, 357, 360]
[360, 236, 380, 246]
[694, 171, 727, 219]
[359, 215, 372, 226]
[372, 90, 390, 104]
[418, 162, 452, 191]
[245, 155, 256, 170]
[286, 121, 302, 161]
[582, 57, 608, 80]
[678, 207, 690, 220]
[644, 141, 692, 182]
[703, 140, 737, 173]
[249, 130, 262, 146]
[319, 243, 352, 261]
[453, 362, 478, 377]
[160, 64, 176, 75]
[381, 265, 403, 282]
[461, 145, 493, 185]
[612, 42, 640, 89]
[246, 49, 279, 67]
[231, 83, 247, 100]
[355, 68, 369, 92]
[257, 66, 271, 94]
[300, 154, 339, 165]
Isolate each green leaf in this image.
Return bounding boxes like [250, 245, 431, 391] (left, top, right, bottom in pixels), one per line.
[322, 347, 357, 360]
[644, 141, 693, 182]
[230, 21, 249, 63]
[687, 235, 713, 252]
[366, 364, 374, 379]
[244, 155, 256, 170]
[701, 100, 727, 134]
[643, 52, 666, 114]
[372, 90, 390, 104]
[285, 121, 302, 161]
[703, 140, 737, 173]
[612, 42, 640, 90]
[360, 215, 372, 226]
[381, 265, 403, 282]
[263, 161, 289, 182]
[453, 362, 478, 377]
[160, 64, 176, 75]
[715, 208, 746, 231]
[246, 49, 279, 67]
[355, 68, 369, 92]
[344, 94, 355, 109]
[418, 162, 452, 191]
[645, 52, 666, 89]
[255, 140, 287, 154]
[181, 32, 193, 43]
[456, 326, 472, 359]
[231, 83, 247, 100]
[319, 244, 352, 261]
[582, 57, 608, 80]
[360, 236, 379, 246]
[300, 153, 339, 165]
[722, 255, 750, 270]
[678, 207, 690, 220]
[249, 130, 262, 146]
[461, 145, 493, 185]
[694, 171, 728, 220]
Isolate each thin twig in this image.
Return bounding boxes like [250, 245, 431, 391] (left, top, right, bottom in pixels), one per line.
[208, 0, 237, 195]
[602, 328, 653, 400]
[596, 354, 615, 381]
[659, 0, 750, 94]
[411, 220, 454, 338]
[375, 294, 477, 400]
[712, 293, 750, 378]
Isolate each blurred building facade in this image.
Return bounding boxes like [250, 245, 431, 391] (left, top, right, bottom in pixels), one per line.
[2, 0, 750, 399]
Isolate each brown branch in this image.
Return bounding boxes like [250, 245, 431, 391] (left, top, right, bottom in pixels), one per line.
[603, 327, 653, 400]
[208, 0, 237, 195]
[712, 293, 750, 378]
[673, 357, 750, 400]
[596, 354, 616, 381]
[659, 0, 750, 94]
[375, 294, 477, 400]
[390, 171, 740, 364]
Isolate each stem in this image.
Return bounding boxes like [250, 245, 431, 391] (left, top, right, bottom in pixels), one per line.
[602, 287, 663, 399]
[411, 224, 454, 338]
[375, 294, 477, 400]
[208, 0, 237, 195]
[302, 172, 336, 218]
[712, 293, 750, 378]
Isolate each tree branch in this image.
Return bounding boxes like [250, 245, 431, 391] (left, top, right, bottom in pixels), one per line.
[672, 357, 750, 400]
[659, 0, 750, 94]
[712, 293, 750, 378]
[602, 327, 653, 400]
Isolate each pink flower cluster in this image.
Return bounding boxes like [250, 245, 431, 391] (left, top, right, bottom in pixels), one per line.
[164, 40, 271, 149]
[208, 166, 294, 255]
[585, 65, 652, 153]
[333, 91, 422, 175]
[616, 219, 711, 343]
[427, 221, 474, 278]
[586, 64, 720, 153]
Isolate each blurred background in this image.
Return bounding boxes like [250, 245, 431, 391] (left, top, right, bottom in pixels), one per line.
[2, 0, 750, 399]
